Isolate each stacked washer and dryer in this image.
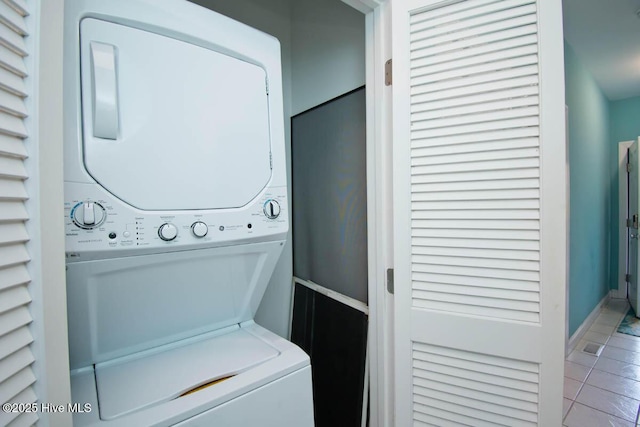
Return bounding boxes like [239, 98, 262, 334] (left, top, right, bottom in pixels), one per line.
[63, 0, 314, 425]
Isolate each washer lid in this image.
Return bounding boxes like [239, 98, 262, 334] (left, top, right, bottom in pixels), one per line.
[79, 19, 273, 210]
[95, 328, 279, 420]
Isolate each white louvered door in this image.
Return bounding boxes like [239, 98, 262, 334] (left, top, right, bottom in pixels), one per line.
[392, 0, 566, 425]
[0, 1, 39, 427]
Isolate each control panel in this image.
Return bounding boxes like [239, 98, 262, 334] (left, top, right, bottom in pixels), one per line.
[64, 182, 288, 261]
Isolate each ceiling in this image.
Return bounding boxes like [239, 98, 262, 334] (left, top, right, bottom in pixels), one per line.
[563, 0, 640, 100]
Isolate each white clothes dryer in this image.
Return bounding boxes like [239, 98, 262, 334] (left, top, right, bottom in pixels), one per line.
[63, 1, 313, 425]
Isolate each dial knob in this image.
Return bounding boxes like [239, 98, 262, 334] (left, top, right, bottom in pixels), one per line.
[191, 221, 208, 238]
[158, 223, 178, 241]
[72, 201, 106, 229]
[263, 199, 281, 219]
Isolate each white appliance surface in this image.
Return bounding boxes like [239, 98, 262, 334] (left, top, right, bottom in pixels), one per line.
[64, 1, 312, 426]
[64, 0, 289, 260]
[80, 18, 272, 211]
[173, 365, 313, 427]
[97, 326, 278, 420]
[66, 241, 284, 369]
[70, 323, 314, 426]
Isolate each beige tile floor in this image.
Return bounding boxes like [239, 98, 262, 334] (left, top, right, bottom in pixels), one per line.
[564, 298, 640, 427]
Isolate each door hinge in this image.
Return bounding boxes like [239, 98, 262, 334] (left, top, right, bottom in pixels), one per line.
[628, 218, 633, 228]
[386, 268, 394, 294]
[385, 59, 392, 86]
[626, 273, 632, 283]
[628, 163, 633, 173]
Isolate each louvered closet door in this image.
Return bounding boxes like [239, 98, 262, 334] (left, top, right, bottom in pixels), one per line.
[392, 0, 567, 425]
[0, 1, 38, 427]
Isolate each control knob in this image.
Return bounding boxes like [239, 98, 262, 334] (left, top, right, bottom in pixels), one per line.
[72, 201, 106, 229]
[158, 223, 178, 241]
[191, 221, 208, 238]
[263, 199, 281, 219]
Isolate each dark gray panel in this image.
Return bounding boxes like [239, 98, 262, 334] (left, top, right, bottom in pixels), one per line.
[292, 87, 368, 303]
[291, 283, 368, 427]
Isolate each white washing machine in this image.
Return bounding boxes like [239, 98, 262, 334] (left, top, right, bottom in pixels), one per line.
[63, 0, 314, 425]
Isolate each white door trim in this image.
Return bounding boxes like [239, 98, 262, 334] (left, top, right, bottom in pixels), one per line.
[617, 140, 634, 299]
[565, 105, 571, 353]
[339, 1, 390, 427]
[367, 3, 393, 427]
[28, 0, 73, 424]
[535, 1, 567, 420]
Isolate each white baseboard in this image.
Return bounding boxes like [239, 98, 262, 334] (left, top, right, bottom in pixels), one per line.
[567, 293, 610, 355]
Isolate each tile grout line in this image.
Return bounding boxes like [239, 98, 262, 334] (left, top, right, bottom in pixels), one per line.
[563, 398, 574, 423]
[571, 385, 639, 423]
[570, 393, 639, 422]
[568, 399, 637, 424]
[583, 366, 640, 389]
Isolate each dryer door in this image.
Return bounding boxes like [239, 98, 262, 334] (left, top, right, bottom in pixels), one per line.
[79, 18, 273, 210]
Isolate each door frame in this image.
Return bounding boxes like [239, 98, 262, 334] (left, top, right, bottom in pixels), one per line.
[37, 0, 574, 426]
[339, 1, 392, 426]
[617, 140, 634, 299]
[38, 0, 393, 425]
[30, 0, 74, 423]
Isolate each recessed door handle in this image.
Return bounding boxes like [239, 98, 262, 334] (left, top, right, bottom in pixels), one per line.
[90, 42, 119, 140]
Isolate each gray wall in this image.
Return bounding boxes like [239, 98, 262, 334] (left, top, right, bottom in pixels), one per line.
[291, 0, 365, 115]
[190, 0, 365, 337]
